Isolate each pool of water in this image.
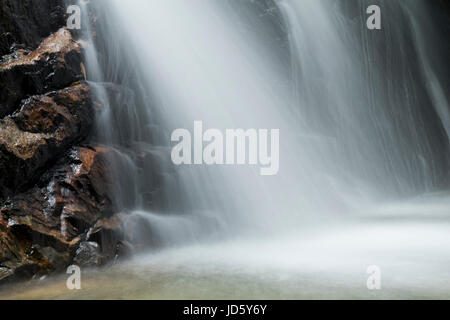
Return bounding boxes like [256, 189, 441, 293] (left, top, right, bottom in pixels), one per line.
[2, 210, 450, 300]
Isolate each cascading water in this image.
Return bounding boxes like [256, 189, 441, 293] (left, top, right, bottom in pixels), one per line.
[278, 0, 450, 196]
[84, 0, 449, 238]
[83, 0, 368, 242]
[18, 0, 448, 299]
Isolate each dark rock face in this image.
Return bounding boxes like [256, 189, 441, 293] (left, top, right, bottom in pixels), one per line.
[0, 83, 94, 198]
[0, 28, 84, 117]
[0, 0, 66, 56]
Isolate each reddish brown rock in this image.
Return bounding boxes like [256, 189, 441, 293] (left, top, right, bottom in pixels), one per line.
[0, 146, 126, 283]
[0, 28, 84, 117]
[0, 83, 94, 198]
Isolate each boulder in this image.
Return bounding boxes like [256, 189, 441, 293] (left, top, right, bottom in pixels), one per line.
[0, 82, 94, 198]
[0, 145, 123, 284]
[73, 241, 103, 268]
[0, 28, 84, 117]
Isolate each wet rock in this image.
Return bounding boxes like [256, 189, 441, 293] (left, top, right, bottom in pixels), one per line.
[87, 213, 127, 258]
[31, 245, 70, 272]
[73, 242, 103, 268]
[0, 267, 13, 282]
[0, 1, 138, 285]
[0, 146, 124, 284]
[0, 213, 70, 283]
[0, 0, 66, 56]
[0, 83, 94, 198]
[0, 28, 84, 117]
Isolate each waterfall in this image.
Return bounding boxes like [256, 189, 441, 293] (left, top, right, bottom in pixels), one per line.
[4, 0, 450, 299]
[277, 0, 450, 195]
[80, 0, 450, 248]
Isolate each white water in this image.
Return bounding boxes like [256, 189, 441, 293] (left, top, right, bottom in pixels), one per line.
[103, 0, 371, 238]
[97, 0, 450, 236]
[34, 0, 449, 299]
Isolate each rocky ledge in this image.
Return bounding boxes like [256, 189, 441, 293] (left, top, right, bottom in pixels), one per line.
[0, 145, 129, 282]
[0, 28, 84, 118]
